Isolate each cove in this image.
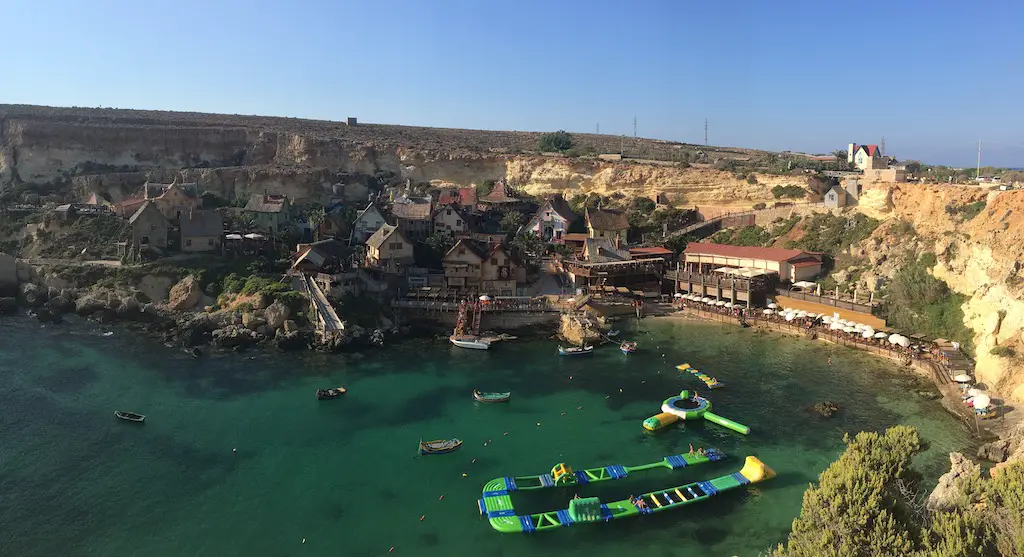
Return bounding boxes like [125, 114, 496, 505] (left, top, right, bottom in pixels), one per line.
[0, 315, 971, 556]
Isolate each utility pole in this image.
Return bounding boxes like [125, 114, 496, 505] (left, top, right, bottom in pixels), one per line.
[596, 123, 599, 134]
[977, 140, 982, 180]
[704, 119, 708, 146]
[620, 134, 624, 156]
[880, 136, 885, 157]
[633, 117, 637, 138]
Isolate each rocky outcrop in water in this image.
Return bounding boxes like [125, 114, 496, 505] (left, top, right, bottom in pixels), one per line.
[809, 401, 840, 418]
[977, 439, 1011, 463]
[927, 452, 980, 511]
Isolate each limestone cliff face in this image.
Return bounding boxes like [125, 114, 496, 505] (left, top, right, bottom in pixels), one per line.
[856, 182, 1024, 401]
[2, 110, 801, 208]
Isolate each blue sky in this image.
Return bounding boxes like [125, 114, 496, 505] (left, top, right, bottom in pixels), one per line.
[4, 0, 1023, 166]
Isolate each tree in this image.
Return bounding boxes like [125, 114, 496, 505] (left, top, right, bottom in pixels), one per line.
[476, 180, 496, 197]
[510, 231, 542, 259]
[538, 130, 574, 152]
[664, 235, 689, 258]
[417, 230, 455, 269]
[632, 197, 656, 213]
[771, 427, 922, 557]
[305, 204, 326, 242]
[499, 210, 525, 234]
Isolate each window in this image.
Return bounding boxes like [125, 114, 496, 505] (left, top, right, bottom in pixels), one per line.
[185, 239, 192, 247]
[446, 209, 451, 215]
[599, 231, 605, 237]
[456, 220, 462, 227]
[546, 212, 550, 218]
[490, 257, 497, 265]
[208, 238, 214, 247]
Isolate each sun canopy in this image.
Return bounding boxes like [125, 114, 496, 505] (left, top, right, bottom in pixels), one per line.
[953, 374, 972, 383]
[973, 394, 991, 409]
[793, 281, 816, 289]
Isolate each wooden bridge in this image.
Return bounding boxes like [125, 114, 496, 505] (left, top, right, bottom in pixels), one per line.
[299, 274, 345, 338]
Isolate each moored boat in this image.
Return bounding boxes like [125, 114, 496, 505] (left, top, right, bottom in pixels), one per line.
[620, 341, 638, 354]
[114, 410, 145, 423]
[316, 386, 347, 399]
[474, 390, 512, 403]
[450, 336, 492, 350]
[607, 330, 620, 337]
[419, 438, 463, 455]
[558, 345, 594, 356]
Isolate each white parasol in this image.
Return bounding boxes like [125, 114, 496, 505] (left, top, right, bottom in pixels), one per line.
[968, 387, 986, 397]
[785, 313, 795, 321]
[715, 301, 726, 306]
[862, 329, 874, 338]
[888, 333, 902, 344]
[724, 302, 734, 308]
[479, 295, 492, 301]
[874, 332, 887, 338]
[953, 374, 972, 383]
[973, 394, 992, 409]
[763, 309, 774, 315]
[767, 303, 778, 309]
[673, 292, 684, 298]
[896, 336, 911, 348]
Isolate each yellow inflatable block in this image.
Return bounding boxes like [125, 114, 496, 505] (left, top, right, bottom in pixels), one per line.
[739, 456, 776, 483]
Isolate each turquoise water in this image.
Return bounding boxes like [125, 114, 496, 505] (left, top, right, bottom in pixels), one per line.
[0, 315, 972, 557]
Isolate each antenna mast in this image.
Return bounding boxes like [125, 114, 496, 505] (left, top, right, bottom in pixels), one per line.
[977, 140, 982, 180]
[704, 119, 708, 146]
[633, 117, 637, 138]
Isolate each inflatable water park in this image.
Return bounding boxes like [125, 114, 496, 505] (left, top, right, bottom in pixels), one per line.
[642, 389, 751, 434]
[478, 451, 774, 533]
[677, 363, 723, 389]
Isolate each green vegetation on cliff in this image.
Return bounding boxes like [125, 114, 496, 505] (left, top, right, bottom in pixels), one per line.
[877, 252, 974, 352]
[771, 426, 1024, 557]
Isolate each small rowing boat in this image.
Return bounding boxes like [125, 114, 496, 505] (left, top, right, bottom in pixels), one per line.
[607, 329, 620, 337]
[474, 390, 511, 403]
[450, 336, 492, 350]
[316, 386, 347, 399]
[558, 345, 594, 356]
[620, 341, 638, 354]
[419, 438, 463, 455]
[114, 411, 145, 423]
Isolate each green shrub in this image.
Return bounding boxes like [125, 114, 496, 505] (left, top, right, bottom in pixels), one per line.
[753, 202, 767, 210]
[235, 301, 254, 313]
[990, 345, 1016, 358]
[771, 184, 807, 199]
[770, 427, 922, 557]
[538, 131, 574, 152]
[945, 201, 986, 221]
[746, 174, 758, 185]
[877, 252, 973, 352]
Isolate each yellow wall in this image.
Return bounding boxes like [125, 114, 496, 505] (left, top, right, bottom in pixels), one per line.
[775, 295, 885, 328]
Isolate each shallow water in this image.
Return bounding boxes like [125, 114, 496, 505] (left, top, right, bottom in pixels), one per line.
[0, 315, 972, 556]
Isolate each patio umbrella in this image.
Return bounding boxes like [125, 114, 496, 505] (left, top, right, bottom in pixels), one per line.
[843, 326, 855, 333]
[953, 374, 972, 383]
[973, 394, 992, 409]
[897, 337, 911, 348]
[874, 332, 887, 338]
[888, 333, 902, 344]
[724, 302, 734, 308]
[479, 295, 492, 301]
[862, 329, 874, 338]
[763, 309, 774, 315]
[968, 388, 986, 397]
[767, 303, 778, 309]
[673, 292, 684, 298]
[702, 297, 711, 303]
[821, 316, 833, 323]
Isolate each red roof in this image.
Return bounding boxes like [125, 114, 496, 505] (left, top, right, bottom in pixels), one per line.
[629, 247, 673, 258]
[683, 242, 821, 264]
[855, 144, 880, 157]
[458, 187, 477, 206]
[562, 233, 588, 242]
[438, 190, 460, 206]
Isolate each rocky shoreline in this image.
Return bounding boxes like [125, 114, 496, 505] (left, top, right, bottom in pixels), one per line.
[0, 257, 397, 354]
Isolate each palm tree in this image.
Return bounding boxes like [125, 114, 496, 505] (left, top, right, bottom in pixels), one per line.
[306, 205, 326, 242]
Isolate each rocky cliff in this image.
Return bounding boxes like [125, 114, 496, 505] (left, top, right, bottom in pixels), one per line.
[854, 181, 1024, 401]
[1, 104, 786, 207]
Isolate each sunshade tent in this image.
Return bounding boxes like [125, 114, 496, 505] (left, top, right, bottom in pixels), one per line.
[973, 394, 991, 409]
[953, 374, 972, 383]
[793, 281, 816, 290]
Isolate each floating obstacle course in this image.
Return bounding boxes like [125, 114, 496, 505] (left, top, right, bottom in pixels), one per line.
[677, 363, 724, 389]
[478, 451, 774, 533]
[643, 390, 750, 434]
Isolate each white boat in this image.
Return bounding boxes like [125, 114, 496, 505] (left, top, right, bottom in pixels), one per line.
[450, 336, 491, 350]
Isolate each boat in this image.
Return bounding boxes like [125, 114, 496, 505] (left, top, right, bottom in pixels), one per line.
[607, 330, 620, 337]
[419, 438, 463, 455]
[558, 345, 594, 356]
[316, 386, 347, 399]
[619, 341, 638, 354]
[450, 336, 492, 350]
[478, 451, 775, 533]
[114, 411, 145, 423]
[473, 390, 511, 403]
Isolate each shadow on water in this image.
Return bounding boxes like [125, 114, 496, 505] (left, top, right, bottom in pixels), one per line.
[37, 365, 99, 393]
